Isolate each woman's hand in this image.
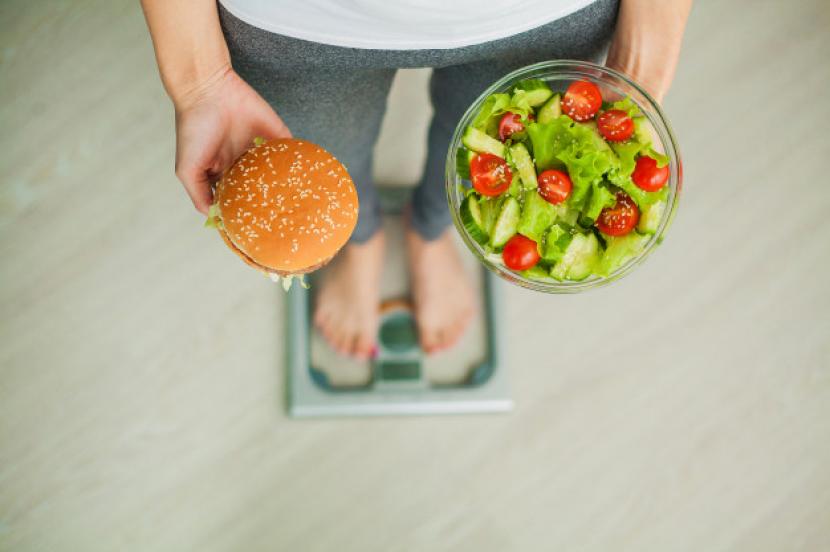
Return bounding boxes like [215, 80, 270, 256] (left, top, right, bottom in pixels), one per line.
[605, 0, 693, 103]
[174, 66, 291, 214]
[140, 0, 290, 213]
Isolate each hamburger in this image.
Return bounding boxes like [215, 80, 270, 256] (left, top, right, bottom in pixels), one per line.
[205, 138, 358, 289]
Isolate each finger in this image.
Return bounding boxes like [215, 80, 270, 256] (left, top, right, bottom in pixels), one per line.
[254, 117, 292, 141]
[252, 100, 293, 140]
[175, 162, 214, 215]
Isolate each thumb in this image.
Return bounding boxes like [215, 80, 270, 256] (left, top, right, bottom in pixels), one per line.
[175, 160, 214, 215]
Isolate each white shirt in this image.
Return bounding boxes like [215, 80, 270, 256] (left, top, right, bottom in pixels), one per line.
[219, 0, 595, 50]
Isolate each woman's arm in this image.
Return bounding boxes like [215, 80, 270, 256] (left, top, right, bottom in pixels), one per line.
[606, 0, 694, 102]
[140, 0, 230, 110]
[141, 0, 290, 214]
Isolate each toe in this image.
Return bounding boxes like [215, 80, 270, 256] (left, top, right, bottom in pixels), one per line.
[319, 325, 340, 354]
[437, 329, 453, 352]
[353, 331, 375, 360]
[419, 327, 440, 354]
[344, 333, 362, 359]
[455, 308, 474, 337]
[322, 322, 347, 356]
[441, 324, 461, 349]
[335, 333, 351, 357]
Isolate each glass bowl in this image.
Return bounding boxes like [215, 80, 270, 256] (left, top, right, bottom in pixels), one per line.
[445, 60, 682, 293]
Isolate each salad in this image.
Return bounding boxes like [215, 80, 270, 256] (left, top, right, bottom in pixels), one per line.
[456, 77, 671, 283]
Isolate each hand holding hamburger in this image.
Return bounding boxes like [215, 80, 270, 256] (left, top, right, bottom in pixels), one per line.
[205, 138, 359, 289]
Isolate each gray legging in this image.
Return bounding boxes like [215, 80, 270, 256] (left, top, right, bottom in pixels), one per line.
[219, 0, 618, 242]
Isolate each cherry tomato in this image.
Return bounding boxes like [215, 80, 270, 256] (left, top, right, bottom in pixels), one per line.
[631, 156, 669, 192]
[597, 109, 634, 142]
[502, 234, 540, 271]
[561, 80, 603, 122]
[537, 170, 572, 205]
[470, 153, 512, 197]
[498, 112, 525, 141]
[596, 192, 640, 236]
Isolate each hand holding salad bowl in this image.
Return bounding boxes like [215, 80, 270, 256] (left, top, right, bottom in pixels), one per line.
[447, 60, 682, 292]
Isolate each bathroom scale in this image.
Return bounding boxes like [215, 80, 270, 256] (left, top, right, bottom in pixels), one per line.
[284, 187, 512, 417]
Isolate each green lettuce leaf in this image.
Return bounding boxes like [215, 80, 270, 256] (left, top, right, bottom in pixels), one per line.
[267, 273, 311, 291]
[473, 93, 532, 137]
[610, 140, 646, 179]
[527, 117, 621, 210]
[526, 117, 573, 171]
[584, 181, 617, 221]
[608, 141, 644, 202]
[607, 140, 669, 207]
[472, 93, 511, 136]
[610, 97, 641, 118]
[517, 189, 557, 242]
[204, 203, 223, 229]
[646, 147, 670, 168]
[509, 91, 533, 113]
[524, 106, 669, 217]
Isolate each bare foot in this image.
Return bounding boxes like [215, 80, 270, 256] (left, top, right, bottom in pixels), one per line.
[406, 226, 475, 354]
[313, 231, 384, 359]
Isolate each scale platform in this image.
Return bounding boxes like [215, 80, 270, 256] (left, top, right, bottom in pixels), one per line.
[285, 188, 512, 417]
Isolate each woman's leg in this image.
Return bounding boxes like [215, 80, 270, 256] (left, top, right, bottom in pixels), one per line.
[219, 7, 394, 358]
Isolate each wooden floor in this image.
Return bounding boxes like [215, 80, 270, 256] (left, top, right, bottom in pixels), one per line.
[1, 0, 829, 550]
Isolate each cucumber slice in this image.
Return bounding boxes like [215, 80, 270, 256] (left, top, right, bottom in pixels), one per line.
[566, 232, 600, 281]
[512, 79, 553, 108]
[479, 196, 504, 237]
[577, 121, 614, 154]
[517, 189, 556, 243]
[637, 199, 666, 235]
[634, 116, 659, 146]
[455, 147, 475, 180]
[509, 142, 537, 191]
[598, 233, 650, 276]
[552, 203, 580, 226]
[521, 264, 554, 281]
[508, 173, 522, 198]
[460, 195, 488, 245]
[462, 127, 506, 158]
[541, 223, 574, 262]
[536, 93, 562, 124]
[490, 197, 520, 248]
[550, 233, 588, 280]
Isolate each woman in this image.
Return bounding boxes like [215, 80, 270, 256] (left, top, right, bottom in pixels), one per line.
[141, 0, 692, 359]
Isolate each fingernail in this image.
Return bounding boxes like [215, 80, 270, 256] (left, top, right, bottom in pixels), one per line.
[370, 345, 379, 359]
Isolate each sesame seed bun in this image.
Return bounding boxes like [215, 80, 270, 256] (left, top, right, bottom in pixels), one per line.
[212, 138, 358, 276]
